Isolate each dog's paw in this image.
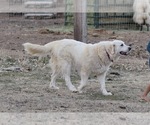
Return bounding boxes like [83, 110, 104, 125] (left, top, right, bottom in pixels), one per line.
[49, 85, 59, 90]
[102, 92, 112, 96]
[67, 84, 78, 92]
[70, 86, 78, 92]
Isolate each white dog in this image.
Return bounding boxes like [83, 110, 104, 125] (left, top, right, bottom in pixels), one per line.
[133, 0, 150, 31]
[23, 39, 131, 95]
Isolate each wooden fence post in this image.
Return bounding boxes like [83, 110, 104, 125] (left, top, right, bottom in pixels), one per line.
[74, 0, 87, 43]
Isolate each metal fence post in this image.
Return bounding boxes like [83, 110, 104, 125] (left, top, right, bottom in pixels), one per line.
[94, 0, 99, 28]
[64, 0, 68, 25]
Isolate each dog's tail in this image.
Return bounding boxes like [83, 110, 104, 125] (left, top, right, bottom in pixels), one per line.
[23, 43, 50, 56]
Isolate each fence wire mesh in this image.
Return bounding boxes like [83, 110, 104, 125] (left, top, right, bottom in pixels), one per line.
[65, 0, 138, 30]
[0, 0, 141, 30]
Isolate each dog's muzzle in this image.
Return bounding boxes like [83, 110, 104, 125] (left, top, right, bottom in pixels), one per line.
[120, 46, 132, 55]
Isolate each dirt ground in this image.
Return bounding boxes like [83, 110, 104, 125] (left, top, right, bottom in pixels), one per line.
[0, 15, 150, 113]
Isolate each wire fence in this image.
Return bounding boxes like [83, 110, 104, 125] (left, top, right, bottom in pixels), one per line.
[1, 0, 139, 30]
[65, 0, 138, 30]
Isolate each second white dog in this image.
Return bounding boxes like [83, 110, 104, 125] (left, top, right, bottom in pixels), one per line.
[23, 39, 131, 95]
[133, 0, 150, 30]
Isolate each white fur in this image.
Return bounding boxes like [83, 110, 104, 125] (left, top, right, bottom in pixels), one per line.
[23, 39, 131, 96]
[133, 0, 150, 25]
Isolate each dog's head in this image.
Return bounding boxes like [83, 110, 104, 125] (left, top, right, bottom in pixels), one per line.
[112, 40, 131, 56]
[104, 40, 131, 62]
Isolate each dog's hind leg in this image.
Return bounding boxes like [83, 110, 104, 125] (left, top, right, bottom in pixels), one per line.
[64, 74, 77, 92]
[49, 60, 60, 89]
[63, 63, 77, 92]
[49, 71, 59, 89]
[78, 71, 89, 93]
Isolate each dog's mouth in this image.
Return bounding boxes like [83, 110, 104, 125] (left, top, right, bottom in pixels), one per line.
[120, 46, 132, 55]
[120, 51, 128, 55]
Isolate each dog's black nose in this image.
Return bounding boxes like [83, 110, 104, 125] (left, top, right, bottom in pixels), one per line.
[128, 47, 132, 51]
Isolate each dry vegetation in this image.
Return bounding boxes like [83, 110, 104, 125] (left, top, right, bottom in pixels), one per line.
[0, 15, 150, 113]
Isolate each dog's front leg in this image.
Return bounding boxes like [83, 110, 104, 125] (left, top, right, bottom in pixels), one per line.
[97, 72, 112, 96]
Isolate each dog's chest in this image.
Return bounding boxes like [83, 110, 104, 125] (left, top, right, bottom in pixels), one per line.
[91, 62, 110, 74]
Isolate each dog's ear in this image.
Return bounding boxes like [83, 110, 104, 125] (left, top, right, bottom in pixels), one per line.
[105, 43, 116, 55]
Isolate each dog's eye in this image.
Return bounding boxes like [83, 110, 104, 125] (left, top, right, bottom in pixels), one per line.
[120, 44, 124, 46]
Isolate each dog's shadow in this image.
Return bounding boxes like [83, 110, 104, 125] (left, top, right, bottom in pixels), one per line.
[86, 91, 126, 101]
